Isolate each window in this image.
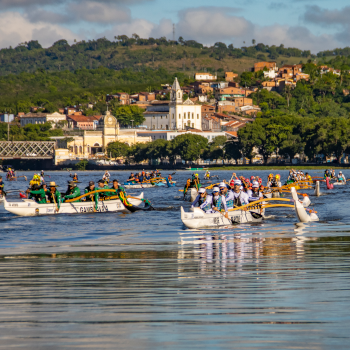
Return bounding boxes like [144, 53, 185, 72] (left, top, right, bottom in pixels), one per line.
[153, 116, 155, 119]
[184, 113, 186, 119]
[79, 146, 83, 154]
[192, 123, 194, 128]
[74, 146, 78, 154]
[161, 125, 163, 129]
[178, 92, 180, 98]
[153, 125, 155, 129]
[188, 112, 190, 118]
[179, 114, 181, 119]
[187, 121, 190, 126]
[166, 125, 169, 130]
[172, 114, 174, 119]
[192, 113, 194, 119]
[197, 114, 199, 119]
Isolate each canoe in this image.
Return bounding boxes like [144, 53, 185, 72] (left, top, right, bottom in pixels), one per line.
[332, 182, 346, 186]
[3, 193, 144, 217]
[0, 194, 4, 203]
[124, 183, 154, 189]
[180, 206, 263, 229]
[185, 187, 198, 202]
[291, 187, 318, 222]
[185, 168, 208, 171]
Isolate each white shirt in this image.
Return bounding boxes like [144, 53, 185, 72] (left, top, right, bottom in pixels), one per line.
[232, 191, 249, 206]
[247, 189, 263, 202]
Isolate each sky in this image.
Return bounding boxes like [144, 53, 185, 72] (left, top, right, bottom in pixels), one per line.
[1, 0, 350, 53]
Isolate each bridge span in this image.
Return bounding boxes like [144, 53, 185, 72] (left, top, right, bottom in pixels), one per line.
[0, 141, 55, 160]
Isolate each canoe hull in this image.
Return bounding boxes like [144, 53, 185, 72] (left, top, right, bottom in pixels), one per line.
[180, 207, 263, 229]
[4, 194, 144, 216]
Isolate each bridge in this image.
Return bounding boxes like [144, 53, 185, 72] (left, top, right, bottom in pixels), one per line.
[0, 141, 55, 159]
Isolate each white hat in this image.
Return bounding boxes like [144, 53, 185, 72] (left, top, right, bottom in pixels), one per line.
[252, 181, 259, 188]
[198, 188, 206, 194]
[219, 182, 226, 188]
[212, 186, 220, 192]
[234, 180, 242, 185]
[339, 171, 342, 174]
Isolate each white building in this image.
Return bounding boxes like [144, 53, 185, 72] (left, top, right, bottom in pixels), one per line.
[194, 72, 217, 81]
[137, 129, 236, 142]
[20, 112, 66, 128]
[263, 69, 278, 79]
[143, 78, 202, 130]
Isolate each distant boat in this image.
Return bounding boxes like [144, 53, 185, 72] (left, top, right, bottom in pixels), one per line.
[185, 167, 208, 171]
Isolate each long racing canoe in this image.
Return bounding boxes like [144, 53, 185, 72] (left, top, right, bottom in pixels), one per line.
[3, 193, 144, 216]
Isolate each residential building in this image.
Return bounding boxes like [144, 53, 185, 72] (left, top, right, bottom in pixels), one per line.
[195, 72, 217, 81]
[225, 72, 238, 81]
[0, 114, 14, 123]
[217, 101, 236, 114]
[232, 97, 253, 107]
[20, 112, 66, 127]
[67, 115, 102, 130]
[254, 61, 277, 72]
[137, 92, 156, 102]
[262, 81, 276, 90]
[222, 120, 247, 132]
[264, 69, 278, 79]
[201, 104, 216, 118]
[65, 106, 77, 115]
[237, 105, 261, 116]
[202, 116, 221, 132]
[193, 81, 213, 95]
[278, 64, 302, 78]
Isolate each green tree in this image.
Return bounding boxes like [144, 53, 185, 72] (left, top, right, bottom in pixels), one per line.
[107, 141, 130, 158]
[113, 105, 145, 127]
[171, 134, 208, 162]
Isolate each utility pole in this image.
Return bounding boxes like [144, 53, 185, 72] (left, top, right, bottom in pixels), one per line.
[8, 119, 9, 141]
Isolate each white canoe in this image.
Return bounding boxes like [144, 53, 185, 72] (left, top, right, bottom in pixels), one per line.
[332, 182, 346, 186]
[0, 194, 4, 203]
[3, 193, 144, 217]
[124, 184, 154, 189]
[180, 206, 263, 229]
[291, 187, 318, 223]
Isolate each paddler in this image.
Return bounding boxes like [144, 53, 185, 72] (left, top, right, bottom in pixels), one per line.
[96, 179, 109, 199]
[205, 170, 210, 179]
[83, 181, 98, 209]
[191, 188, 212, 213]
[70, 172, 78, 181]
[305, 172, 312, 182]
[63, 181, 81, 202]
[191, 173, 201, 190]
[247, 181, 263, 202]
[232, 180, 249, 207]
[337, 171, 346, 183]
[0, 176, 5, 196]
[219, 182, 234, 210]
[128, 173, 136, 182]
[106, 179, 126, 198]
[28, 183, 48, 204]
[47, 182, 61, 211]
[102, 171, 110, 183]
[183, 178, 191, 199]
[168, 174, 173, 184]
[211, 186, 228, 218]
[324, 169, 331, 179]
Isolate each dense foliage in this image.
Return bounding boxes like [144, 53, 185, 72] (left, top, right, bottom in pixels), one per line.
[0, 122, 63, 141]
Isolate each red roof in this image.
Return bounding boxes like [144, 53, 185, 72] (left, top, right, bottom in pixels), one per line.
[67, 115, 101, 123]
[225, 131, 238, 137]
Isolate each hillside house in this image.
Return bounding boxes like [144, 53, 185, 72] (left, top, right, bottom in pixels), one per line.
[225, 72, 238, 82]
[254, 61, 277, 72]
[195, 72, 217, 81]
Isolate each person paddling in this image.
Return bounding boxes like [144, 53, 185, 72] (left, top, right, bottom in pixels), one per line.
[64, 181, 81, 202]
[232, 180, 249, 208]
[84, 181, 98, 210]
[191, 188, 212, 213]
[219, 182, 235, 210]
[47, 182, 61, 212]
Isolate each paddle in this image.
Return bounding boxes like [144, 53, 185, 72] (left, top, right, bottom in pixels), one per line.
[51, 192, 59, 213]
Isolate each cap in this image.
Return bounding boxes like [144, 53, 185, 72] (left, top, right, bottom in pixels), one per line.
[252, 181, 259, 188]
[112, 179, 119, 182]
[212, 186, 220, 192]
[234, 180, 242, 185]
[198, 188, 206, 194]
[219, 182, 226, 188]
[89, 181, 95, 186]
[98, 179, 105, 184]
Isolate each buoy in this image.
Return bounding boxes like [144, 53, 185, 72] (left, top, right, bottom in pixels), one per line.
[326, 177, 333, 190]
[314, 181, 320, 196]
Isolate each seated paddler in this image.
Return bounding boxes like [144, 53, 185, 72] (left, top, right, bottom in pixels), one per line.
[63, 181, 81, 202]
[28, 183, 48, 204]
[47, 182, 61, 211]
[83, 181, 98, 209]
[191, 188, 212, 213]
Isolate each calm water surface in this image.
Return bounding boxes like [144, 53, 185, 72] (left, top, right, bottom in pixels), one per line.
[0, 169, 350, 349]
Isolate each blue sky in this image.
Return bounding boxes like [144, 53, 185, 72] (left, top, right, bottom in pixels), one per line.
[0, 0, 349, 52]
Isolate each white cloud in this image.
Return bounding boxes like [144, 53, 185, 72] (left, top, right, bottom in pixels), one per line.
[0, 11, 78, 48]
[70, 1, 131, 23]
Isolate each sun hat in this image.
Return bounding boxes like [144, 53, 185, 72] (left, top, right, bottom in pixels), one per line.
[234, 180, 242, 185]
[198, 188, 206, 194]
[219, 182, 226, 188]
[212, 186, 220, 192]
[252, 181, 259, 188]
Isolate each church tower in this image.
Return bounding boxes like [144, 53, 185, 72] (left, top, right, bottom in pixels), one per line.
[171, 77, 183, 104]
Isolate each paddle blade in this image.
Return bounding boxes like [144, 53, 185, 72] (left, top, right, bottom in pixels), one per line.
[250, 211, 263, 219]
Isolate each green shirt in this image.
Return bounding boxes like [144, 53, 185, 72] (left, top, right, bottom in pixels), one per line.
[46, 189, 61, 210]
[29, 188, 47, 204]
[84, 187, 99, 210]
[64, 187, 81, 202]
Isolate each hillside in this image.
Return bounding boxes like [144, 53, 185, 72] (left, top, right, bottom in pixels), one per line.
[0, 36, 342, 77]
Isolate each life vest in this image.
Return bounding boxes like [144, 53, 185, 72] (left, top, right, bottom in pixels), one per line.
[212, 195, 223, 210]
[224, 191, 233, 209]
[199, 196, 211, 212]
[234, 193, 242, 207]
[168, 175, 172, 181]
[73, 176, 78, 181]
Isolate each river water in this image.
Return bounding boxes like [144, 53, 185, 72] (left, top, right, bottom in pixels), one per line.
[0, 169, 350, 349]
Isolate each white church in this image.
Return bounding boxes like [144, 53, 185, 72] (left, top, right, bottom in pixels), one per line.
[143, 78, 202, 130]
